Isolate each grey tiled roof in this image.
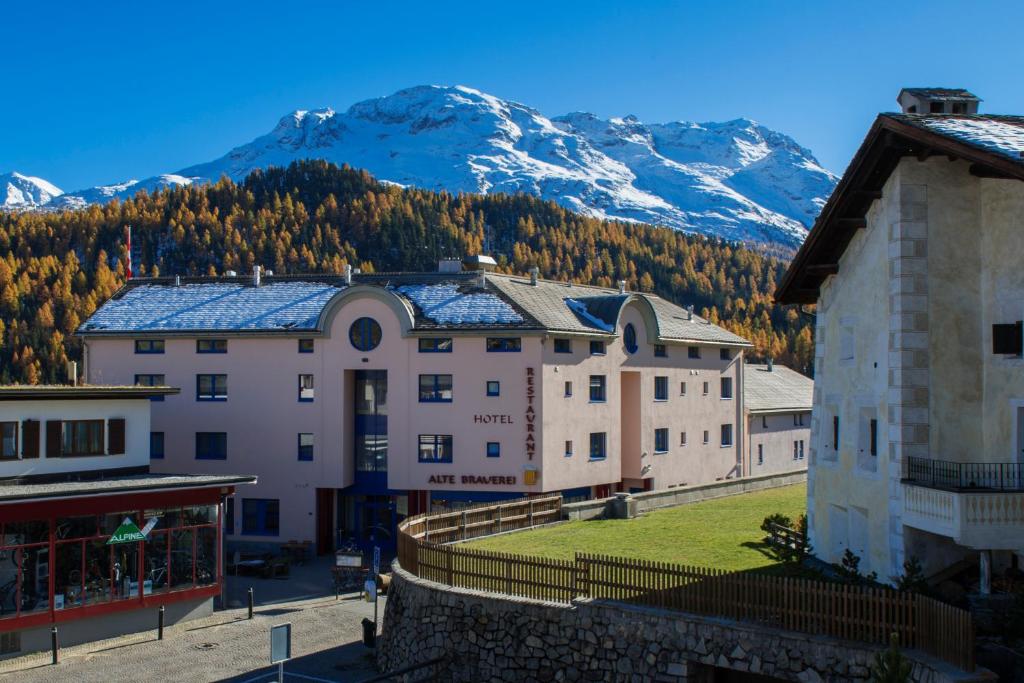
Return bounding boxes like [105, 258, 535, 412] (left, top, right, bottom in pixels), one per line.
[0, 473, 257, 503]
[80, 271, 751, 346]
[744, 364, 813, 413]
[886, 114, 1024, 167]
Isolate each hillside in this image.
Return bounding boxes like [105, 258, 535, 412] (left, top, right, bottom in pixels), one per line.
[0, 160, 813, 384]
[5, 85, 836, 248]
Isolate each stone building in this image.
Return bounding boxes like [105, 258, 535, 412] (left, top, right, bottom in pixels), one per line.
[777, 89, 1024, 588]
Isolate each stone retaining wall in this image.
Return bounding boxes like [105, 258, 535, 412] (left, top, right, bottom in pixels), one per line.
[378, 563, 989, 683]
[563, 469, 808, 521]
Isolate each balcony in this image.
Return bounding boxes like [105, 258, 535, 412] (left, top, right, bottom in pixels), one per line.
[901, 456, 1024, 550]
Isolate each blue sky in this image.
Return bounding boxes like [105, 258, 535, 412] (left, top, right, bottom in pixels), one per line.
[3, 0, 1023, 190]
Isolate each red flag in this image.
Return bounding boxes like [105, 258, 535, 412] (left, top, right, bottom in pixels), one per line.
[125, 225, 133, 280]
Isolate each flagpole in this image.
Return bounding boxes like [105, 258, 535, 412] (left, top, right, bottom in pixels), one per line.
[126, 225, 133, 280]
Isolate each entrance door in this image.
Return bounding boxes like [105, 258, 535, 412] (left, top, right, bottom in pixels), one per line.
[315, 489, 334, 555]
[355, 497, 396, 551]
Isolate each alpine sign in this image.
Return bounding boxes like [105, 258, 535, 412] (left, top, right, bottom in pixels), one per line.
[107, 517, 147, 545]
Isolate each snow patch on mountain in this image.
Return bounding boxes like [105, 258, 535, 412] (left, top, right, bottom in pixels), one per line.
[9, 85, 838, 247]
[1, 172, 63, 208]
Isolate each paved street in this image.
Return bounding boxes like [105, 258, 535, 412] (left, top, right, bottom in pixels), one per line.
[0, 593, 385, 683]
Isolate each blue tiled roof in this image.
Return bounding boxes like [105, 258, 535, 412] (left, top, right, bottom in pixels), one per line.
[396, 284, 524, 324]
[80, 282, 343, 332]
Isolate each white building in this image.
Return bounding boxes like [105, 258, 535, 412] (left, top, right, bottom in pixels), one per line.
[743, 362, 812, 476]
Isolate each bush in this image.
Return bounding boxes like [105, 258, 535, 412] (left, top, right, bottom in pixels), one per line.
[893, 556, 928, 594]
[761, 512, 793, 534]
[871, 633, 912, 683]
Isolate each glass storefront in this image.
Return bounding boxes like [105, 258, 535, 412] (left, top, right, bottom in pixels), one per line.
[0, 504, 219, 621]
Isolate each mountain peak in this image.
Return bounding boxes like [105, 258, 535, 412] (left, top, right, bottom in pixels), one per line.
[1, 171, 63, 208]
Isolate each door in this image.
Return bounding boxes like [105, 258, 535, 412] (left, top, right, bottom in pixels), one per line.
[315, 488, 334, 555]
[355, 497, 396, 551]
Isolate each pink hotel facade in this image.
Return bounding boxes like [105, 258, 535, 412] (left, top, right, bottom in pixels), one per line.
[79, 265, 754, 552]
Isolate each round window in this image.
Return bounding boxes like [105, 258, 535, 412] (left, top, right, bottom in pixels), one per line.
[623, 323, 638, 354]
[349, 317, 382, 351]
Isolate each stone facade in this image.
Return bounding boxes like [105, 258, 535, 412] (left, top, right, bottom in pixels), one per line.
[379, 563, 982, 683]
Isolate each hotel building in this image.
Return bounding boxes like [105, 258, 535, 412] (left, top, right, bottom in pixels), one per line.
[80, 263, 752, 553]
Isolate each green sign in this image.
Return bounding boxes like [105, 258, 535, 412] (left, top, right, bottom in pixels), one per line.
[107, 517, 147, 545]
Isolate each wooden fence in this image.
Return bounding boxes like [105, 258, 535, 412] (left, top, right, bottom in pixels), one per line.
[396, 501, 975, 672]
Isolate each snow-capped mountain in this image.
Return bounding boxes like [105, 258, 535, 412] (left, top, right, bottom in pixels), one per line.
[4, 85, 838, 246]
[1, 172, 63, 208]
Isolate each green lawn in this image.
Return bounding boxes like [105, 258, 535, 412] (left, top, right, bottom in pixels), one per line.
[467, 483, 806, 572]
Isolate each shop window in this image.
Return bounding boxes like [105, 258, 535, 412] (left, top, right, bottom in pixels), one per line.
[298, 433, 313, 461]
[654, 376, 668, 401]
[565, 440, 573, 457]
[589, 375, 606, 402]
[486, 380, 500, 397]
[554, 338, 572, 354]
[654, 428, 668, 454]
[486, 338, 521, 352]
[688, 346, 700, 359]
[419, 374, 453, 403]
[564, 381, 573, 397]
[654, 344, 667, 358]
[486, 442, 501, 458]
[298, 338, 314, 353]
[720, 377, 733, 399]
[196, 432, 227, 460]
[62, 420, 104, 456]
[418, 435, 453, 463]
[150, 432, 165, 459]
[589, 432, 607, 460]
[418, 337, 452, 353]
[721, 424, 734, 447]
[350, 317, 382, 352]
[590, 340, 606, 355]
[134, 374, 166, 401]
[242, 499, 280, 536]
[623, 324, 638, 354]
[298, 374, 315, 402]
[134, 339, 164, 354]
[196, 374, 227, 401]
[1, 422, 17, 459]
[196, 339, 227, 354]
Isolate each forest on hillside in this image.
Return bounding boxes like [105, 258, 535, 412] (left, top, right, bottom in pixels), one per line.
[0, 160, 814, 384]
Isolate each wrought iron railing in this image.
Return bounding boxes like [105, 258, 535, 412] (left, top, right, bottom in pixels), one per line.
[903, 456, 1024, 491]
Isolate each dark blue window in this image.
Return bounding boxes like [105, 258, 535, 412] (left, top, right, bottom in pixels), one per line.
[197, 339, 227, 354]
[688, 346, 701, 359]
[196, 432, 227, 460]
[589, 432, 607, 460]
[298, 433, 313, 461]
[654, 428, 668, 453]
[654, 344, 667, 357]
[134, 339, 164, 354]
[197, 374, 227, 401]
[486, 442, 501, 458]
[298, 338, 314, 353]
[418, 435, 453, 463]
[623, 324, 638, 354]
[486, 338, 521, 352]
[720, 348, 731, 361]
[589, 375, 606, 402]
[150, 431, 165, 459]
[590, 340, 606, 355]
[486, 381, 500, 397]
[135, 374, 165, 401]
[242, 498, 279, 536]
[350, 317, 382, 351]
[654, 376, 668, 401]
[418, 337, 453, 353]
[419, 374, 453, 402]
[553, 338, 572, 354]
[298, 374, 315, 402]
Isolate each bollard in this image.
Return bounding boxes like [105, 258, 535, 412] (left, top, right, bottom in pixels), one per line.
[51, 626, 58, 665]
[248, 587, 254, 619]
[158, 605, 165, 640]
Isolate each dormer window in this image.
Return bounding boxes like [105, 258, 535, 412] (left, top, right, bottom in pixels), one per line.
[929, 101, 945, 113]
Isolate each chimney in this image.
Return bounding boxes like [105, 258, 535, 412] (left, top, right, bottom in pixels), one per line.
[767, 357, 774, 372]
[686, 304, 694, 321]
[253, 265, 261, 287]
[438, 258, 462, 274]
[897, 87, 980, 115]
[618, 280, 626, 295]
[478, 269, 488, 288]
[529, 267, 539, 286]
[66, 361, 78, 386]
[174, 275, 181, 287]
[344, 264, 353, 286]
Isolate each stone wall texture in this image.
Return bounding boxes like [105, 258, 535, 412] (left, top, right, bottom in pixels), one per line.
[378, 564, 985, 683]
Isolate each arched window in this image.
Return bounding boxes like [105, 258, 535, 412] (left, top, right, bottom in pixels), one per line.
[623, 323, 638, 354]
[350, 317, 382, 351]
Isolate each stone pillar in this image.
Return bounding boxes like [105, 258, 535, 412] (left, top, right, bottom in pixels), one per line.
[887, 182, 930, 580]
[980, 550, 992, 595]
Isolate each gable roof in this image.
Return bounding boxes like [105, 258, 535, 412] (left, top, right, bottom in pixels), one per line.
[777, 113, 1024, 304]
[743, 364, 813, 414]
[79, 271, 752, 346]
